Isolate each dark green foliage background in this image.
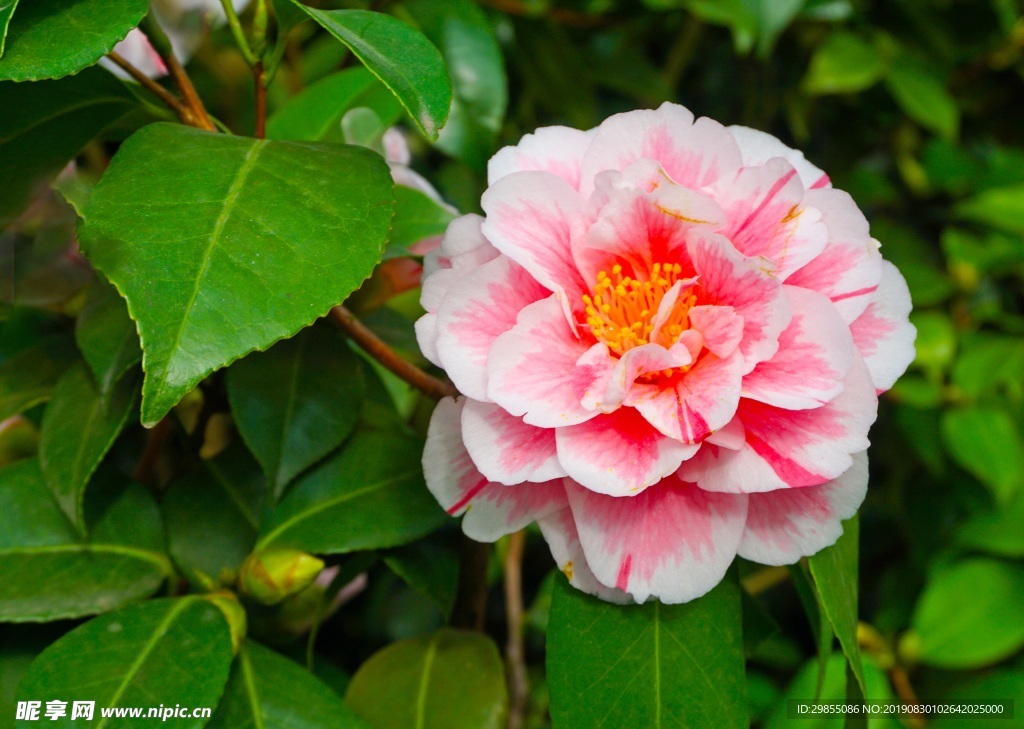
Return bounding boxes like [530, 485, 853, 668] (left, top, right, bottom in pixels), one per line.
[1, 0, 1023, 727]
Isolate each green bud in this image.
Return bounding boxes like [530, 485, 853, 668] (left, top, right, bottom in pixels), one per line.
[239, 548, 324, 605]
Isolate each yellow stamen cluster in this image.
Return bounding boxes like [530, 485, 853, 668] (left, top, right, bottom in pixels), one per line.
[582, 262, 696, 357]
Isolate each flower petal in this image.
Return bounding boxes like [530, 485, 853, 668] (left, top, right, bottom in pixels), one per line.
[687, 305, 744, 359]
[488, 126, 595, 190]
[682, 355, 877, 493]
[487, 296, 597, 427]
[742, 286, 855, 410]
[435, 255, 548, 401]
[537, 508, 630, 603]
[579, 102, 743, 196]
[728, 125, 830, 190]
[461, 399, 567, 485]
[564, 477, 748, 603]
[423, 397, 567, 541]
[689, 232, 791, 373]
[629, 349, 745, 443]
[787, 188, 882, 323]
[738, 451, 867, 565]
[555, 408, 698, 495]
[850, 261, 916, 393]
[481, 171, 588, 295]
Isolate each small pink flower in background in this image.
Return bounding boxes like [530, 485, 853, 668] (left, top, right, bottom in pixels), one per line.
[417, 102, 915, 604]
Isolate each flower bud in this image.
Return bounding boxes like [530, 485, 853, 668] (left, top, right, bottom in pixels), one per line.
[238, 548, 324, 605]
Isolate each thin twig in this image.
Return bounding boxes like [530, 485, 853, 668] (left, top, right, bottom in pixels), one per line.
[504, 531, 529, 729]
[450, 535, 490, 632]
[219, 0, 258, 65]
[253, 61, 267, 139]
[106, 51, 189, 120]
[164, 53, 217, 131]
[329, 306, 457, 401]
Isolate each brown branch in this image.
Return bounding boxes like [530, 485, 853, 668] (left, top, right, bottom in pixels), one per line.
[253, 61, 267, 139]
[164, 53, 217, 132]
[450, 535, 490, 632]
[329, 306, 457, 401]
[504, 530, 529, 729]
[107, 51, 189, 121]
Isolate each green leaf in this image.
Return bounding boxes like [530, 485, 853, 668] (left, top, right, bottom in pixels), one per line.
[941, 406, 1022, 504]
[255, 430, 446, 554]
[908, 558, 1024, 668]
[909, 311, 956, 372]
[75, 276, 141, 398]
[38, 362, 136, 531]
[804, 32, 883, 94]
[16, 597, 234, 726]
[0, 335, 77, 422]
[958, 491, 1024, 557]
[885, 65, 959, 140]
[753, 0, 807, 57]
[0, 67, 137, 227]
[0, 0, 19, 57]
[292, 5, 452, 140]
[78, 122, 395, 426]
[210, 641, 370, 729]
[381, 540, 458, 617]
[345, 628, 507, 729]
[0, 0, 150, 81]
[954, 184, 1024, 235]
[227, 324, 363, 500]
[934, 670, 1024, 729]
[266, 67, 401, 143]
[403, 0, 507, 167]
[808, 515, 865, 697]
[0, 458, 169, 622]
[163, 445, 264, 584]
[387, 185, 457, 257]
[547, 572, 747, 728]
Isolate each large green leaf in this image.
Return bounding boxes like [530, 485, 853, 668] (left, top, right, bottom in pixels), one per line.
[941, 406, 1022, 505]
[345, 628, 507, 729]
[255, 430, 446, 554]
[0, 459, 170, 622]
[163, 445, 265, 585]
[386, 185, 457, 258]
[547, 573, 747, 728]
[0, 335, 77, 422]
[803, 32, 884, 95]
[209, 641, 369, 729]
[0, 0, 18, 57]
[38, 362, 136, 530]
[958, 491, 1024, 557]
[293, 5, 452, 140]
[885, 64, 959, 140]
[78, 122, 395, 426]
[908, 558, 1024, 669]
[75, 276, 141, 398]
[0, 67, 137, 227]
[15, 597, 233, 727]
[266, 67, 402, 143]
[808, 515, 865, 697]
[403, 0, 507, 167]
[0, 0, 150, 81]
[227, 324, 363, 500]
[381, 540, 459, 617]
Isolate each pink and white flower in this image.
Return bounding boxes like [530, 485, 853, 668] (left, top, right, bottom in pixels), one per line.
[417, 103, 915, 604]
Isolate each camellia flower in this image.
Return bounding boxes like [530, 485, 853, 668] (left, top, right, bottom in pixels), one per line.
[417, 103, 915, 604]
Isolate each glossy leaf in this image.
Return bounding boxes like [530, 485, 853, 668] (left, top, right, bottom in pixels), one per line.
[0, 0, 150, 81]
[381, 540, 459, 617]
[16, 597, 234, 727]
[941, 406, 1022, 505]
[387, 185, 457, 257]
[404, 0, 507, 167]
[885, 64, 959, 140]
[0, 335, 77, 422]
[0, 67, 137, 227]
[547, 573, 747, 728]
[345, 628, 507, 729]
[255, 430, 446, 554]
[75, 276, 141, 397]
[38, 362, 136, 531]
[0, 0, 18, 57]
[292, 5, 452, 140]
[266, 67, 401, 143]
[227, 324, 363, 500]
[909, 558, 1024, 669]
[0, 458, 170, 622]
[210, 641, 369, 729]
[808, 515, 865, 697]
[163, 445, 265, 584]
[804, 32, 883, 94]
[78, 122, 395, 426]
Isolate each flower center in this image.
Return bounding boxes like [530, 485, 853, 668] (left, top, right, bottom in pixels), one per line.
[582, 262, 696, 356]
